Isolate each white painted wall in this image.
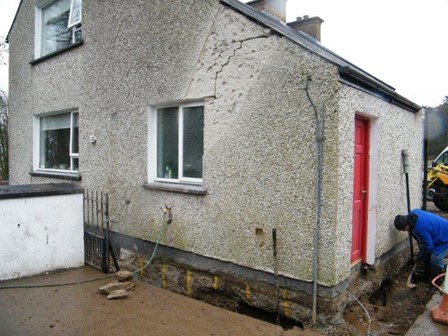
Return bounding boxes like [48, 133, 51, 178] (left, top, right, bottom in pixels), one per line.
[0, 194, 84, 280]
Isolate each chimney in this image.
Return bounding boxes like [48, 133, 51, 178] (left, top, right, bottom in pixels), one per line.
[247, 0, 288, 22]
[287, 15, 324, 42]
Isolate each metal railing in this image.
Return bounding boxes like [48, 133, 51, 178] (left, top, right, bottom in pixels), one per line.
[84, 190, 119, 273]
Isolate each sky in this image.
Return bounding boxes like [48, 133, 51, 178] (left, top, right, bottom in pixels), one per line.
[0, 0, 447, 107]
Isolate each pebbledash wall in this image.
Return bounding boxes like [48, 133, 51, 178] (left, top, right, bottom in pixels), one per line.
[7, 0, 422, 323]
[0, 184, 84, 280]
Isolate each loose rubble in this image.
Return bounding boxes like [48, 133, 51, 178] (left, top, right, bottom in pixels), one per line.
[97, 270, 136, 300]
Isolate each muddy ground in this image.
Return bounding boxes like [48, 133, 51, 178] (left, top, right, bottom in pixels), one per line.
[332, 263, 435, 336]
[320, 202, 445, 336]
[0, 267, 321, 336]
[0, 203, 445, 336]
[2, 265, 435, 336]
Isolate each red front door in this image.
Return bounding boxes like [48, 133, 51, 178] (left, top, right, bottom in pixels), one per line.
[351, 117, 369, 263]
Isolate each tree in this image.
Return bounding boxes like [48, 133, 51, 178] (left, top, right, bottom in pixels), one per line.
[426, 97, 448, 158]
[0, 36, 8, 65]
[0, 90, 8, 182]
[442, 96, 448, 106]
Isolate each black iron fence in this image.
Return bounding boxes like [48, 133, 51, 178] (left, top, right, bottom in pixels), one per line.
[83, 190, 119, 273]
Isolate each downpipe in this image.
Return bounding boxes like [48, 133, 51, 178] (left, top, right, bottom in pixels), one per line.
[312, 112, 324, 324]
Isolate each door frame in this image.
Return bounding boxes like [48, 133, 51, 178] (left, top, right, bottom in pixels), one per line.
[352, 115, 370, 264]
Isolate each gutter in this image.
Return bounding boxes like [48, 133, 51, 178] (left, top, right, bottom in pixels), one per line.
[339, 66, 421, 113]
[220, 0, 421, 114]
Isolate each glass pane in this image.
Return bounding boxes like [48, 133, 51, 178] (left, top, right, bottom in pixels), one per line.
[40, 114, 71, 170]
[442, 153, 448, 165]
[73, 27, 82, 43]
[68, 0, 82, 28]
[183, 106, 204, 178]
[41, 112, 70, 130]
[157, 108, 178, 179]
[72, 113, 79, 154]
[72, 157, 79, 171]
[41, 0, 71, 56]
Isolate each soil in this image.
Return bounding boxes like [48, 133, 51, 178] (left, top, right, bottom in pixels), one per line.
[0, 203, 445, 336]
[321, 202, 446, 336]
[334, 263, 435, 336]
[0, 267, 319, 336]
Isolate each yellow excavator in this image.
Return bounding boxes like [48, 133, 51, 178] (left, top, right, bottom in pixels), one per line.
[427, 146, 448, 211]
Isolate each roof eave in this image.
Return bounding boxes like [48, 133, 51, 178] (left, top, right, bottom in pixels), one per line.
[339, 66, 421, 113]
[5, 0, 24, 43]
[220, 0, 420, 113]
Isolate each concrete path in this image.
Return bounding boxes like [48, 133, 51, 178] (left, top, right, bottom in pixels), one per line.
[405, 291, 448, 336]
[0, 266, 320, 336]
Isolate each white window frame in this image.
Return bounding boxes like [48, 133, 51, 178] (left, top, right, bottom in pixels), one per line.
[33, 110, 79, 173]
[148, 102, 204, 185]
[34, 0, 82, 58]
[67, 0, 82, 28]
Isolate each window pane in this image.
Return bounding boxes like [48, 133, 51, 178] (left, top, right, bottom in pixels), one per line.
[72, 113, 79, 154]
[442, 153, 448, 165]
[73, 26, 82, 43]
[183, 106, 204, 178]
[72, 157, 79, 171]
[41, 0, 71, 56]
[68, 0, 82, 28]
[40, 114, 71, 169]
[157, 108, 178, 179]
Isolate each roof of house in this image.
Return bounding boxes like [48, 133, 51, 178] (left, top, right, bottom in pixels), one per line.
[5, 0, 22, 43]
[6, 0, 420, 112]
[220, 0, 421, 112]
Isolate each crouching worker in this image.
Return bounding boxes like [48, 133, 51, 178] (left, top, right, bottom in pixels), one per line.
[394, 209, 448, 280]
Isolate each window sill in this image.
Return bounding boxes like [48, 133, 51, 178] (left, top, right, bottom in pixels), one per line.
[144, 182, 207, 195]
[30, 171, 82, 181]
[30, 40, 84, 65]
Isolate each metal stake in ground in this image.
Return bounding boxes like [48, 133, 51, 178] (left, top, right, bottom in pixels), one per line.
[272, 228, 280, 325]
[402, 150, 415, 264]
[402, 150, 417, 289]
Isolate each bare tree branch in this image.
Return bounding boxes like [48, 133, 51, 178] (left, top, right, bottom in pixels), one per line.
[0, 36, 8, 66]
[0, 89, 9, 181]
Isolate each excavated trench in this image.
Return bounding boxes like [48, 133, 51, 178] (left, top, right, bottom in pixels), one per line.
[335, 262, 436, 335]
[230, 260, 435, 335]
[236, 302, 302, 330]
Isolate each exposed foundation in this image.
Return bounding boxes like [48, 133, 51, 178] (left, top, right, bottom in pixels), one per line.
[111, 231, 411, 327]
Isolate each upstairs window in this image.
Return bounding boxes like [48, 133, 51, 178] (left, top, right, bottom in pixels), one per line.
[35, 0, 82, 58]
[68, 0, 82, 28]
[35, 111, 79, 172]
[150, 103, 204, 184]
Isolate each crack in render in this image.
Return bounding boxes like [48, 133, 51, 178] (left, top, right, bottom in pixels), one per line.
[213, 34, 272, 97]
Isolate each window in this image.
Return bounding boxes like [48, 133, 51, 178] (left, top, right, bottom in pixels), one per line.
[151, 103, 204, 184]
[35, 111, 79, 172]
[35, 0, 82, 58]
[434, 151, 448, 166]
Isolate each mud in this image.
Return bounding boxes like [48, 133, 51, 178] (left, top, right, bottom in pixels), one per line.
[319, 202, 446, 336]
[337, 263, 434, 335]
[0, 267, 320, 336]
[1, 203, 445, 335]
